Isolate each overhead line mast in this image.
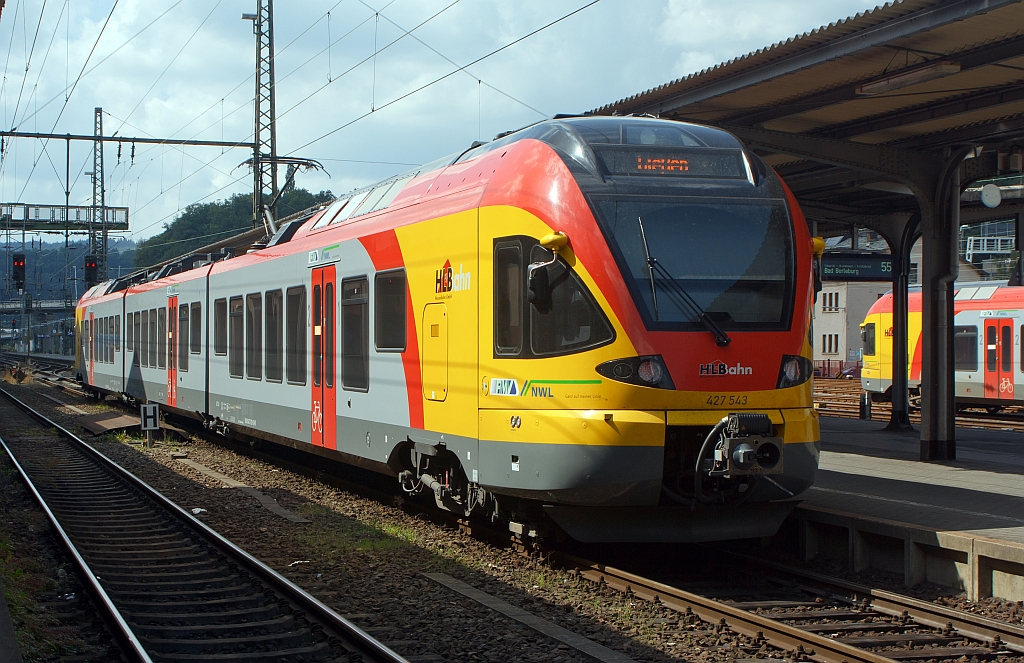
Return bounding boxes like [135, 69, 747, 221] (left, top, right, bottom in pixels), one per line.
[91, 107, 107, 283]
[244, 0, 279, 234]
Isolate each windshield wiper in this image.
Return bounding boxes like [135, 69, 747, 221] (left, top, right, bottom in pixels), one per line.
[637, 216, 732, 347]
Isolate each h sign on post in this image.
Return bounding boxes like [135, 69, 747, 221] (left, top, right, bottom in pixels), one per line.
[140, 403, 159, 448]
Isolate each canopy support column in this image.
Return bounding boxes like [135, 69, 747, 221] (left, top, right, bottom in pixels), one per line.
[887, 213, 918, 432]
[918, 149, 972, 461]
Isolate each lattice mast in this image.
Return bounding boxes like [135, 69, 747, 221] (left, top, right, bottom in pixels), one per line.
[251, 0, 278, 231]
[91, 107, 107, 281]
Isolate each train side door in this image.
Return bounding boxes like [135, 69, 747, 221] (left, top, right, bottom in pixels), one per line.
[167, 295, 178, 406]
[87, 311, 95, 385]
[311, 266, 337, 449]
[984, 318, 1014, 400]
[422, 303, 448, 402]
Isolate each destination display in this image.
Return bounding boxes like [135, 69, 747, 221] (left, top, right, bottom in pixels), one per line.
[595, 147, 745, 178]
[821, 252, 893, 281]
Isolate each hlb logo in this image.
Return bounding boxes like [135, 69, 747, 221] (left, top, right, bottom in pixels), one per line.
[699, 360, 753, 376]
[435, 259, 471, 294]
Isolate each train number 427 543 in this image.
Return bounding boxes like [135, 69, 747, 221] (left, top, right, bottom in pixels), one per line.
[706, 394, 748, 406]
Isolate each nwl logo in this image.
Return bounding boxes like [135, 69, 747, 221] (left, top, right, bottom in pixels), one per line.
[531, 386, 553, 398]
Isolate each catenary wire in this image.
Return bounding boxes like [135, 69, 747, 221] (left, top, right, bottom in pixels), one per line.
[288, 0, 601, 154]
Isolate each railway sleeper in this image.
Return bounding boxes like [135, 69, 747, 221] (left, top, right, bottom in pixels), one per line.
[131, 615, 297, 636]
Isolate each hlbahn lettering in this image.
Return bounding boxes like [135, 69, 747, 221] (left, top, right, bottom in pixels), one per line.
[435, 259, 471, 293]
[699, 361, 753, 376]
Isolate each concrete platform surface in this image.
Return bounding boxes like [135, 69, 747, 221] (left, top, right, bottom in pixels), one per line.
[792, 417, 1024, 600]
[0, 580, 24, 663]
[810, 416, 1024, 544]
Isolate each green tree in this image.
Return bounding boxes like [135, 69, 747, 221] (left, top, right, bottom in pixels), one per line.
[133, 188, 333, 269]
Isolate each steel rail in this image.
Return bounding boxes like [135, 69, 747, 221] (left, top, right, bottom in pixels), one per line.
[729, 554, 1024, 654]
[554, 552, 894, 663]
[0, 433, 153, 663]
[0, 385, 409, 663]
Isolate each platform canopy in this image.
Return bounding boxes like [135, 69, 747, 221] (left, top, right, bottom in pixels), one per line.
[592, 0, 1024, 235]
[591, 0, 1024, 460]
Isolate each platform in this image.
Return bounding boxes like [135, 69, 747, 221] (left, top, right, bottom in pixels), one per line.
[788, 416, 1024, 601]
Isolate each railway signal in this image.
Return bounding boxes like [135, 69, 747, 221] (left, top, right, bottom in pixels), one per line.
[12, 253, 25, 290]
[84, 255, 98, 287]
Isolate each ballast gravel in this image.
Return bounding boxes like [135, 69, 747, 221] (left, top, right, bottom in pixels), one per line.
[8, 380, 786, 663]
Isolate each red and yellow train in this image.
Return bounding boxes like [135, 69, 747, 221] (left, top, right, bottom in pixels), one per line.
[861, 282, 1023, 410]
[77, 116, 819, 542]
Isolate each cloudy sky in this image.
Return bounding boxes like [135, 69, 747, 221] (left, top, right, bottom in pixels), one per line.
[1, 0, 886, 243]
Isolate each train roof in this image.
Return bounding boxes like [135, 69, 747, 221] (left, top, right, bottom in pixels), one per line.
[80, 116, 757, 307]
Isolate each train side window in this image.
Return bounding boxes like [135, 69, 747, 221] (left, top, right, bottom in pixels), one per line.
[168, 307, 176, 371]
[108, 317, 114, 363]
[190, 303, 201, 354]
[214, 298, 228, 355]
[265, 290, 284, 382]
[178, 304, 189, 372]
[375, 269, 406, 352]
[115, 315, 121, 352]
[986, 325, 997, 372]
[955, 326, 978, 371]
[141, 311, 149, 367]
[81, 320, 88, 361]
[229, 296, 243, 378]
[157, 307, 167, 369]
[528, 244, 614, 356]
[246, 293, 263, 380]
[313, 284, 322, 387]
[134, 313, 142, 366]
[861, 323, 875, 356]
[342, 277, 369, 391]
[325, 282, 335, 389]
[147, 308, 156, 367]
[1002, 325, 1012, 373]
[494, 242, 523, 355]
[286, 286, 307, 385]
[126, 312, 134, 351]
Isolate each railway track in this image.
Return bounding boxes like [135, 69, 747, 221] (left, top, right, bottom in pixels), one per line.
[0, 385, 407, 663]
[6, 364, 1024, 662]
[557, 550, 1024, 663]
[814, 378, 1024, 432]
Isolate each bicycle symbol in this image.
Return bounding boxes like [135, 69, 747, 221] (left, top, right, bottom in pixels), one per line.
[311, 401, 323, 433]
[1000, 378, 1014, 395]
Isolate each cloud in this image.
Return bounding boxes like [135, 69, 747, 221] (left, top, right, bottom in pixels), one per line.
[0, 0, 884, 244]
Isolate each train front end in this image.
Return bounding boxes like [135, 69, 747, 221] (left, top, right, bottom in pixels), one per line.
[472, 117, 818, 542]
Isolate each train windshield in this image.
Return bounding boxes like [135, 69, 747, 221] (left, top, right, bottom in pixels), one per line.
[593, 197, 794, 331]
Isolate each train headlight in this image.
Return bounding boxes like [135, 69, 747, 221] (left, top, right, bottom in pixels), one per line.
[776, 355, 812, 389]
[596, 355, 674, 389]
[637, 359, 663, 384]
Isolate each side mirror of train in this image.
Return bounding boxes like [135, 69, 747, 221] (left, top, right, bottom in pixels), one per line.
[528, 263, 552, 311]
[811, 236, 825, 303]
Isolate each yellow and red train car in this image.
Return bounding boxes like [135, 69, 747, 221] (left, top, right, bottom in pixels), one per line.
[861, 283, 1023, 409]
[77, 116, 819, 542]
